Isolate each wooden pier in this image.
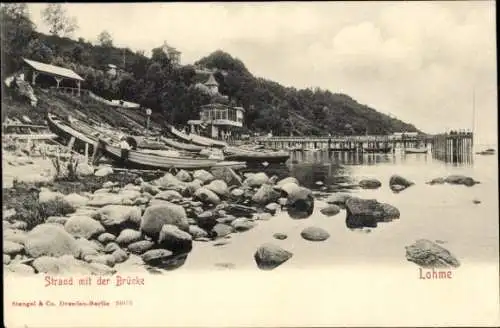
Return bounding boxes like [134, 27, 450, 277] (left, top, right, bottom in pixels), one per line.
[256, 132, 474, 163]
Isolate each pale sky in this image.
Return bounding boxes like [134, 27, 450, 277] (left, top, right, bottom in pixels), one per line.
[27, 2, 497, 144]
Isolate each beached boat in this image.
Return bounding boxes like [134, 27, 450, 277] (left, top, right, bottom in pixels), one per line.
[160, 136, 205, 153]
[95, 139, 245, 170]
[166, 125, 227, 148]
[47, 113, 96, 151]
[476, 148, 495, 155]
[404, 147, 428, 154]
[223, 146, 290, 163]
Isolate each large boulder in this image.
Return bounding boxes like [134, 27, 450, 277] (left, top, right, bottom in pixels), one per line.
[140, 182, 160, 195]
[76, 238, 100, 258]
[277, 177, 299, 187]
[426, 177, 446, 185]
[405, 239, 460, 268]
[24, 224, 81, 258]
[389, 175, 414, 189]
[254, 243, 293, 270]
[192, 170, 214, 184]
[4, 229, 28, 245]
[444, 175, 477, 187]
[98, 205, 142, 228]
[278, 182, 301, 196]
[141, 249, 173, 265]
[154, 190, 183, 202]
[359, 179, 382, 189]
[205, 180, 229, 197]
[175, 169, 192, 182]
[184, 179, 203, 197]
[194, 187, 221, 205]
[252, 184, 281, 205]
[211, 167, 242, 186]
[231, 218, 256, 232]
[195, 211, 218, 231]
[116, 229, 142, 245]
[94, 167, 113, 177]
[345, 198, 400, 229]
[63, 193, 89, 208]
[97, 232, 116, 244]
[32, 256, 68, 274]
[64, 216, 105, 239]
[301, 227, 330, 241]
[211, 223, 234, 239]
[3, 240, 24, 256]
[286, 187, 314, 219]
[87, 193, 126, 207]
[76, 163, 94, 177]
[153, 173, 185, 192]
[140, 204, 189, 238]
[39, 189, 64, 204]
[244, 172, 269, 187]
[158, 224, 193, 253]
[127, 240, 154, 254]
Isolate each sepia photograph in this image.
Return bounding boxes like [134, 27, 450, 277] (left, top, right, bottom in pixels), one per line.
[2, 1, 499, 327]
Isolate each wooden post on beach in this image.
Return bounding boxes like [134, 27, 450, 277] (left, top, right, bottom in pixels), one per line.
[84, 143, 89, 162]
[67, 136, 76, 151]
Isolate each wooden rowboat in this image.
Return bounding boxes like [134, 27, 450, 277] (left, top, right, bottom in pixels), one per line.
[96, 139, 245, 170]
[160, 136, 205, 153]
[47, 113, 96, 152]
[404, 147, 428, 154]
[167, 125, 227, 148]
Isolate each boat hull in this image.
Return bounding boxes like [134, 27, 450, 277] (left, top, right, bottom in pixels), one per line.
[404, 148, 428, 154]
[99, 141, 243, 170]
[47, 113, 97, 153]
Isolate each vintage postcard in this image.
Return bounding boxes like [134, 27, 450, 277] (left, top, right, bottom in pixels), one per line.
[2, 1, 499, 327]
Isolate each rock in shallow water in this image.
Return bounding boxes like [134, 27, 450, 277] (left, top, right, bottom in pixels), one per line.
[141, 249, 173, 264]
[127, 240, 154, 254]
[140, 204, 189, 239]
[286, 187, 314, 219]
[345, 198, 400, 229]
[231, 218, 256, 232]
[320, 205, 341, 216]
[254, 243, 293, 270]
[158, 224, 193, 253]
[273, 233, 288, 240]
[252, 184, 281, 205]
[405, 239, 460, 268]
[301, 227, 330, 241]
[116, 229, 142, 245]
[359, 179, 382, 189]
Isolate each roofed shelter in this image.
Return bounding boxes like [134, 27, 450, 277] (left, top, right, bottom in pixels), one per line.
[22, 58, 84, 96]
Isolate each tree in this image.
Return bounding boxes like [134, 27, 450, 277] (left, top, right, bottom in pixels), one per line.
[26, 39, 54, 63]
[97, 30, 113, 47]
[41, 4, 78, 37]
[0, 3, 36, 76]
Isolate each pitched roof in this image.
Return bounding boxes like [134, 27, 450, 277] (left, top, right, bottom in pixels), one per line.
[23, 58, 84, 81]
[205, 73, 218, 86]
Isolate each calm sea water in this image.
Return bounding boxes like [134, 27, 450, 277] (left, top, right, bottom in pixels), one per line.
[179, 148, 499, 271]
